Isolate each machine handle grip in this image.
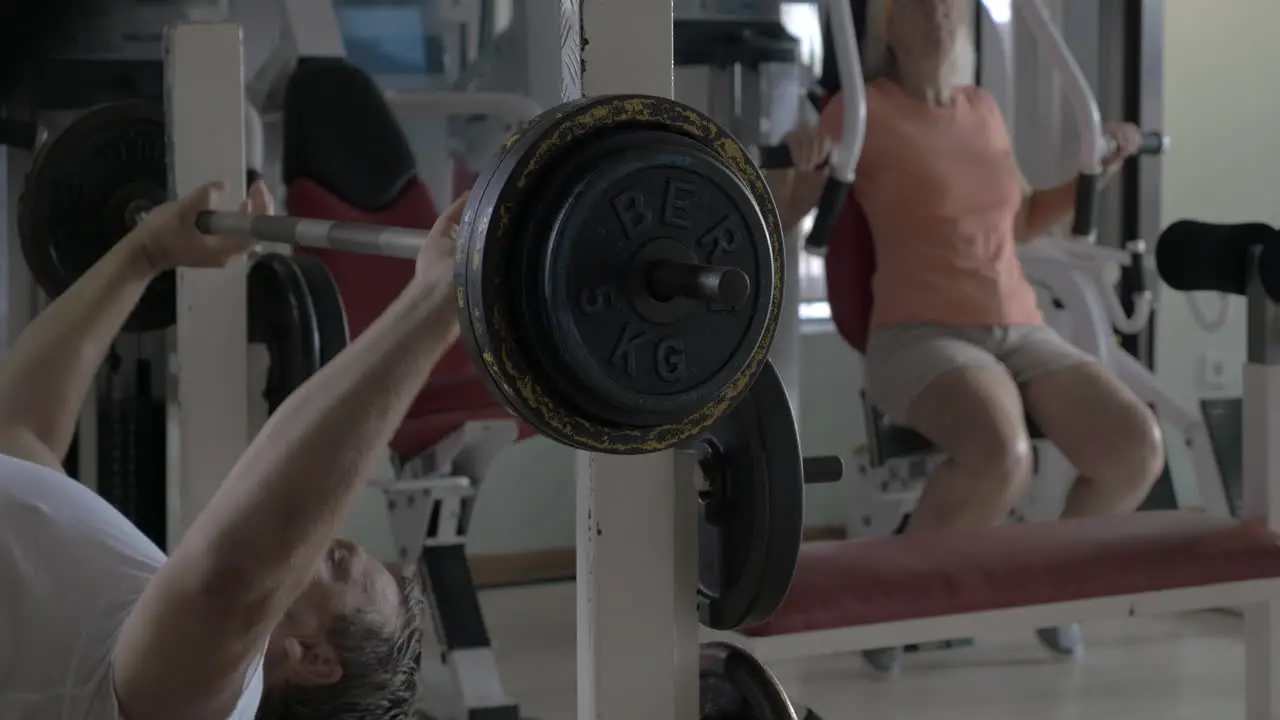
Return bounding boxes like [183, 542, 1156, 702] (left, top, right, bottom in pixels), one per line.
[1155, 220, 1277, 296]
[1125, 239, 1148, 296]
[1070, 173, 1100, 239]
[757, 144, 794, 170]
[803, 179, 851, 255]
[1104, 130, 1169, 157]
[1138, 131, 1168, 155]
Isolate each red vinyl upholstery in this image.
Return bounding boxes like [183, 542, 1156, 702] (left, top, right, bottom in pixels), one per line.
[279, 57, 532, 460]
[823, 194, 876, 354]
[289, 180, 532, 458]
[745, 510, 1280, 636]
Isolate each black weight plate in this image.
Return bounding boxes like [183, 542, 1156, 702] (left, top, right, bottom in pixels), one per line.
[700, 642, 797, 720]
[527, 129, 772, 429]
[19, 101, 172, 332]
[455, 103, 584, 441]
[689, 360, 804, 631]
[457, 95, 786, 453]
[248, 253, 321, 414]
[292, 254, 350, 364]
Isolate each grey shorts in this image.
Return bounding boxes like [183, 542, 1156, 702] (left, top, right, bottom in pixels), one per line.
[863, 323, 1096, 421]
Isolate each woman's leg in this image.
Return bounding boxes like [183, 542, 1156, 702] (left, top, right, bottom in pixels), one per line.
[902, 364, 1035, 532]
[867, 325, 1036, 533]
[861, 326, 1036, 673]
[1003, 327, 1165, 518]
[1022, 361, 1165, 518]
[1001, 326, 1164, 658]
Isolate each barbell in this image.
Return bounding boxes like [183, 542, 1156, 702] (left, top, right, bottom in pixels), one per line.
[20, 94, 786, 454]
[192, 211, 754, 308]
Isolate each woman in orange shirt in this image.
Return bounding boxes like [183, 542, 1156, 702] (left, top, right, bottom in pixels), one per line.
[771, 0, 1164, 673]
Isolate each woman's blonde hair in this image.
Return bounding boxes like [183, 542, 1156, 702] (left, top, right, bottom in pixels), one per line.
[861, 0, 976, 85]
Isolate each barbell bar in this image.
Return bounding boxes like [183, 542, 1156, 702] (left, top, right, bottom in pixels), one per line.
[193, 210, 751, 306]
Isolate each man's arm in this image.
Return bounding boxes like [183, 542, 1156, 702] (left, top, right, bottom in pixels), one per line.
[0, 234, 157, 470]
[112, 200, 465, 720]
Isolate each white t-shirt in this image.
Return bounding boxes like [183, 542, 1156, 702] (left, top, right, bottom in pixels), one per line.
[0, 453, 264, 719]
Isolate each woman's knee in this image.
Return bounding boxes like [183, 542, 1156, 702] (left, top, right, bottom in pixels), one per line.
[952, 426, 1036, 499]
[906, 365, 1035, 500]
[1094, 403, 1166, 488]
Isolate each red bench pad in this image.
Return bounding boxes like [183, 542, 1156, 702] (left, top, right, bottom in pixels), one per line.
[288, 179, 533, 457]
[745, 510, 1280, 637]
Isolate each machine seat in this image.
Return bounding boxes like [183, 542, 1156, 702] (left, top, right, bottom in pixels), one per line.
[282, 59, 532, 460]
[871, 409, 1045, 461]
[744, 510, 1280, 637]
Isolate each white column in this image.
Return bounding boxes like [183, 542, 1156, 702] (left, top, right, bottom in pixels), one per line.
[1243, 362, 1280, 719]
[575, 3, 695, 720]
[165, 23, 250, 548]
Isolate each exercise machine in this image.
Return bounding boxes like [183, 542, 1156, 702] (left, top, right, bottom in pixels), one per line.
[843, 0, 1222, 545]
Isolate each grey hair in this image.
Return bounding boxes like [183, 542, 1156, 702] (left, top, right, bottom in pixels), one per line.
[861, 0, 977, 85]
[256, 569, 427, 720]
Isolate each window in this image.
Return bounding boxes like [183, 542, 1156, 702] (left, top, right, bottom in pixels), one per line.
[780, 3, 833, 324]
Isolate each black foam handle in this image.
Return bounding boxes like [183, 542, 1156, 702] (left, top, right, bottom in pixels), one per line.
[1258, 242, 1280, 303]
[1155, 220, 1277, 296]
[246, 168, 263, 188]
[757, 144, 794, 170]
[1071, 173, 1100, 238]
[804, 178, 852, 254]
[802, 456, 844, 485]
[1138, 131, 1166, 155]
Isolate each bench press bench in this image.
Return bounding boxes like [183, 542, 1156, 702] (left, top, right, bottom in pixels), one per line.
[705, 200, 1280, 719]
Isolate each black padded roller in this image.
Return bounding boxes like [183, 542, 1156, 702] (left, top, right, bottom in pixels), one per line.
[1256, 242, 1280, 303]
[1155, 220, 1277, 296]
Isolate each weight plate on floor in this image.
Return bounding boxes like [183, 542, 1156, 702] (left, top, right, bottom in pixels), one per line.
[687, 360, 805, 631]
[248, 253, 321, 413]
[19, 101, 172, 332]
[455, 94, 785, 453]
[700, 642, 798, 720]
[292, 254, 350, 364]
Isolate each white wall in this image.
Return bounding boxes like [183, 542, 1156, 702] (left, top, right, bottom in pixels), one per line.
[339, 0, 1280, 559]
[1153, 0, 1280, 500]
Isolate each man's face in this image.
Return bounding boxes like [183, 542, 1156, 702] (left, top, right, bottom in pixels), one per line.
[268, 538, 405, 687]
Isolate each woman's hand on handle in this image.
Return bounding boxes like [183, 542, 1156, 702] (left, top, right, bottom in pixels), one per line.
[1101, 121, 1143, 179]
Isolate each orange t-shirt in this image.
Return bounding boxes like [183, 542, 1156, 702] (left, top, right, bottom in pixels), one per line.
[819, 79, 1042, 328]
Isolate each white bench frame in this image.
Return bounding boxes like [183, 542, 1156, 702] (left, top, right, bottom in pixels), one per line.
[708, 276, 1280, 718]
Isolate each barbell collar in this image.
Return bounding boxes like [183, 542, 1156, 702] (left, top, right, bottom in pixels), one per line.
[194, 210, 425, 259]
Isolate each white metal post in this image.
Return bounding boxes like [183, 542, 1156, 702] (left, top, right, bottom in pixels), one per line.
[1243, 279, 1280, 719]
[165, 23, 250, 548]
[575, 3, 694, 719]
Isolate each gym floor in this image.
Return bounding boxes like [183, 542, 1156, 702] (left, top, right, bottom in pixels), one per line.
[455, 582, 1244, 718]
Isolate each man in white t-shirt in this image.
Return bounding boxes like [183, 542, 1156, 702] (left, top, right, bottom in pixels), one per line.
[0, 179, 465, 719]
